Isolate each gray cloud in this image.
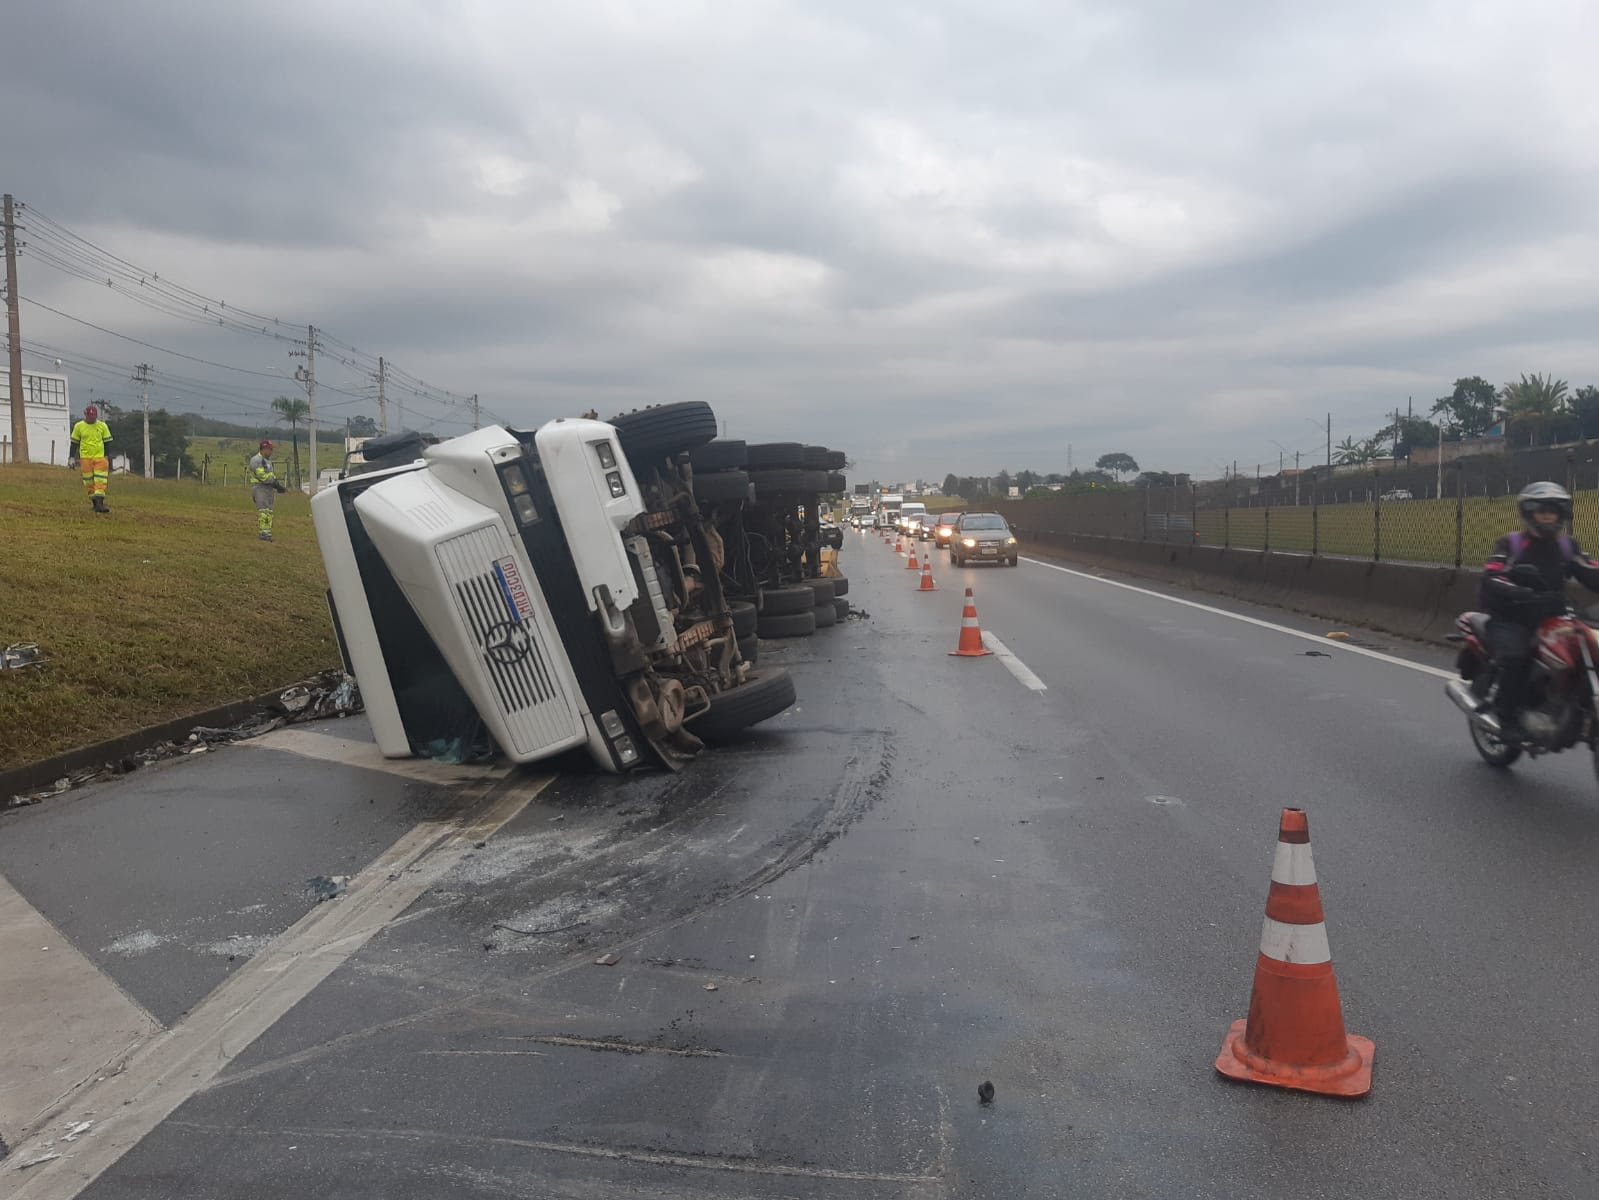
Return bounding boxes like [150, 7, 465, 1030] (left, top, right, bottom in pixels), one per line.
[4, 0, 1598, 481]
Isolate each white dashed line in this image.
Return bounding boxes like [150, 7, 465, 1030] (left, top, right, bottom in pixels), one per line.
[981, 631, 1048, 691]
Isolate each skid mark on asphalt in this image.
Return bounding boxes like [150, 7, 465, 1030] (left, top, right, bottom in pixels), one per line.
[1021, 557, 1455, 679]
[163, 1121, 946, 1189]
[3, 770, 554, 1200]
[194, 733, 900, 1097]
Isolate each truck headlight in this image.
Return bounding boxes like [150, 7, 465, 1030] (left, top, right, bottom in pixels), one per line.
[595, 441, 617, 469]
[606, 471, 626, 498]
[513, 493, 539, 525]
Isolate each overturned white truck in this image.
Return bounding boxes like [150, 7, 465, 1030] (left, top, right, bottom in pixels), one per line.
[311, 402, 796, 773]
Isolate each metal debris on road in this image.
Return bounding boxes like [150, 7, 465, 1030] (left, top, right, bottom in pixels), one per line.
[978, 1080, 996, 1105]
[703, 983, 718, 991]
[1303, 650, 1332, 657]
[2, 642, 45, 671]
[593, 952, 621, 966]
[492, 920, 588, 937]
[305, 875, 351, 903]
[6, 669, 363, 811]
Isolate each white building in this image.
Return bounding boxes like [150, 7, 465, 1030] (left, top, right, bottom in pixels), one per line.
[0, 370, 73, 465]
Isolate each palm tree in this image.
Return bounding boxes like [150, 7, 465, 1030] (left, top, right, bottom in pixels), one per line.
[272, 395, 309, 488]
[1500, 372, 1569, 447]
[1333, 436, 1364, 465]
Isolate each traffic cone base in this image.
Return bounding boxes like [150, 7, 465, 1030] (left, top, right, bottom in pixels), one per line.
[1216, 1019, 1374, 1097]
[1215, 808, 1373, 1098]
[949, 587, 993, 656]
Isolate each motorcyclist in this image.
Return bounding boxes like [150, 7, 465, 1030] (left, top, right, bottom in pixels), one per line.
[1479, 482, 1599, 739]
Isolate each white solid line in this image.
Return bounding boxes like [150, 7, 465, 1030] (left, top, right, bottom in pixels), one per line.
[981, 631, 1048, 691]
[6, 771, 555, 1200]
[1019, 556, 1455, 680]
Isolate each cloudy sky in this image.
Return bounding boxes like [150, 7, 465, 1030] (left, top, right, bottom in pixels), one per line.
[5, 0, 1598, 483]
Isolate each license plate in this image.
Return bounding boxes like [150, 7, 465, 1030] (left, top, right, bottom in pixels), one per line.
[981, 546, 998, 555]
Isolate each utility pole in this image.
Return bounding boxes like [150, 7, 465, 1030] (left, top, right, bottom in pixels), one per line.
[134, 363, 153, 477]
[1294, 451, 1301, 505]
[471, 393, 479, 431]
[1326, 413, 1332, 469]
[375, 355, 387, 434]
[4, 194, 27, 463]
[292, 325, 319, 493]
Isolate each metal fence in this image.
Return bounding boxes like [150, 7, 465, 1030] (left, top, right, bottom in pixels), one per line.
[999, 466, 1599, 568]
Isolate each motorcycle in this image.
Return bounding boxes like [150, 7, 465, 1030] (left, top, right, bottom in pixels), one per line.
[1445, 596, 1599, 775]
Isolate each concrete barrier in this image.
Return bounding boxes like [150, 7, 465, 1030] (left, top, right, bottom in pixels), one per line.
[1019, 532, 1481, 644]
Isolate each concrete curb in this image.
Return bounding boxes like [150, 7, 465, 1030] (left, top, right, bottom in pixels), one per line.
[1, 675, 339, 806]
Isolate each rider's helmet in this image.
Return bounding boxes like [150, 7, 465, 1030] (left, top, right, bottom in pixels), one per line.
[1517, 481, 1573, 540]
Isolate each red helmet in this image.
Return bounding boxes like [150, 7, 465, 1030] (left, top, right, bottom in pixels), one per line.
[259, 439, 274, 453]
[84, 404, 98, 421]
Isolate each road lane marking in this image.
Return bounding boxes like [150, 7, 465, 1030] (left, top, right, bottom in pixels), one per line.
[248, 728, 509, 785]
[0, 879, 161, 1147]
[981, 631, 1048, 691]
[5, 770, 555, 1200]
[1020, 557, 1455, 680]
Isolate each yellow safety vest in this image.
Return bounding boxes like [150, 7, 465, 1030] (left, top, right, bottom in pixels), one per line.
[71, 420, 111, 459]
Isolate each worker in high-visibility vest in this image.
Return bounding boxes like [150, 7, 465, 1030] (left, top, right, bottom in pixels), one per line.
[248, 439, 286, 541]
[68, 404, 114, 514]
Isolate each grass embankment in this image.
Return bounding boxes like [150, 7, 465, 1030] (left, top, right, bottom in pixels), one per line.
[0, 464, 337, 772]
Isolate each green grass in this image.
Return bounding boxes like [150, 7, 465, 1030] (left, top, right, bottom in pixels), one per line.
[1177, 492, 1599, 565]
[0, 463, 338, 772]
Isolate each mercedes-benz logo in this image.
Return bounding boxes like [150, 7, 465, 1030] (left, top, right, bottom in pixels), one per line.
[483, 620, 532, 665]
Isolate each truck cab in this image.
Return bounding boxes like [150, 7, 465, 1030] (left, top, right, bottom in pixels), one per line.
[312, 405, 796, 774]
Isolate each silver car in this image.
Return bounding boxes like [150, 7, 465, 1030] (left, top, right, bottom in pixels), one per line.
[950, 512, 1019, 567]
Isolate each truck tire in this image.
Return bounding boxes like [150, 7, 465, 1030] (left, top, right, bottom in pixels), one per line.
[737, 633, 759, 664]
[802, 445, 830, 470]
[729, 600, 757, 638]
[693, 469, 750, 503]
[833, 597, 850, 620]
[828, 575, 849, 597]
[825, 473, 847, 493]
[687, 668, 797, 743]
[609, 401, 718, 464]
[802, 469, 829, 493]
[812, 601, 837, 629]
[747, 442, 805, 470]
[691, 439, 747, 471]
[757, 610, 816, 638]
[826, 450, 847, 470]
[761, 585, 814, 615]
[750, 468, 805, 494]
[803, 577, 835, 604]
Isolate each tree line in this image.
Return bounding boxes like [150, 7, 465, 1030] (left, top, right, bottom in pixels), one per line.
[933, 453, 1180, 502]
[1342, 374, 1599, 464]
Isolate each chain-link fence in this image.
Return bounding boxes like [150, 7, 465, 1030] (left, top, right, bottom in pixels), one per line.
[999, 463, 1599, 568]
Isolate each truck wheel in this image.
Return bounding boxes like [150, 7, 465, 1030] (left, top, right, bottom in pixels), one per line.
[802, 469, 829, 493]
[801, 445, 831, 470]
[609, 401, 718, 464]
[812, 601, 837, 628]
[757, 610, 816, 638]
[829, 575, 849, 597]
[693, 469, 750, 503]
[737, 633, 759, 664]
[729, 600, 757, 637]
[826, 450, 847, 470]
[750, 468, 808, 495]
[761, 585, 814, 615]
[833, 597, 850, 620]
[826, 473, 847, 493]
[687, 668, 797, 743]
[803, 577, 836, 604]
[747, 442, 805, 470]
[691, 439, 747, 471]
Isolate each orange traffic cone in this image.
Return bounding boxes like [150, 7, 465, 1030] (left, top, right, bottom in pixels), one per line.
[917, 556, 937, 591]
[949, 587, 993, 656]
[905, 547, 920, 570]
[894, 536, 903, 553]
[1215, 808, 1374, 1097]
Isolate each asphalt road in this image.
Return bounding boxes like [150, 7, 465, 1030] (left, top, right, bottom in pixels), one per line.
[9, 528, 1599, 1198]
